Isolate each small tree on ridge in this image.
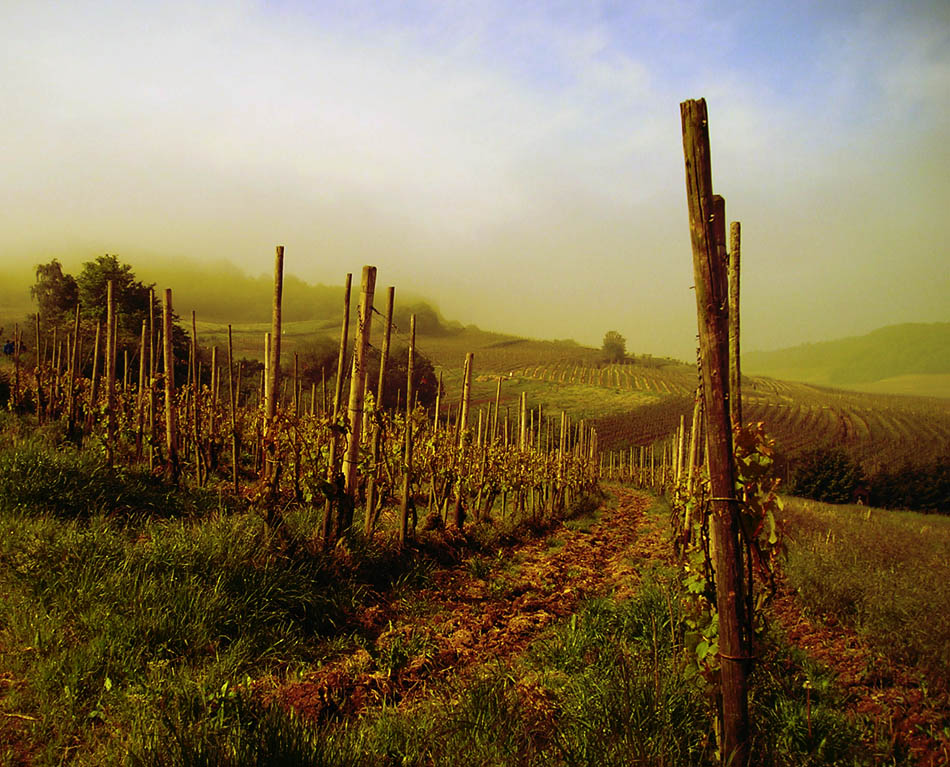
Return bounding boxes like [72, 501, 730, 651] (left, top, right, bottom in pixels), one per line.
[602, 330, 626, 363]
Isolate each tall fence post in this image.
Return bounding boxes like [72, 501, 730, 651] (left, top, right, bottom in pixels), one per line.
[364, 286, 395, 536]
[321, 273, 352, 546]
[260, 246, 284, 501]
[450, 352, 473, 529]
[162, 288, 179, 481]
[342, 265, 377, 532]
[105, 280, 116, 468]
[680, 96, 749, 766]
[398, 315, 416, 545]
[729, 221, 742, 428]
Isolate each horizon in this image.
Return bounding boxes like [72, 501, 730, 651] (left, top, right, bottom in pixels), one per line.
[2, 1, 948, 360]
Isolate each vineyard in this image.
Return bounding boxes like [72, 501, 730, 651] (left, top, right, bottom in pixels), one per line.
[2, 98, 949, 767]
[0, 263, 615, 552]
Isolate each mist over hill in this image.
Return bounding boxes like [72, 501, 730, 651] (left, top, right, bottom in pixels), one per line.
[744, 323, 950, 394]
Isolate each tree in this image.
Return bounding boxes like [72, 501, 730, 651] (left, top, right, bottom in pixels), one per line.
[790, 447, 866, 504]
[602, 330, 626, 363]
[365, 345, 440, 410]
[77, 254, 154, 338]
[393, 302, 448, 336]
[31, 260, 78, 327]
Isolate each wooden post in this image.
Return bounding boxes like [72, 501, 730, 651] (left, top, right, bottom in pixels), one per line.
[519, 391, 527, 451]
[191, 310, 203, 486]
[263, 332, 271, 408]
[675, 413, 686, 482]
[342, 265, 377, 520]
[332, 274, 353, 418]
[686, 392, 704, 497]
[227, 325, 239, 494]
[320, 273, 352, 545]
[105, 281, 117, 468]
[136, 320, 147, 460]
[450, 352, 473, 529]
[34, 313, 46, 424]
[377, 286, 395, 408]
[398, 315, 416, 545]
[729, 221, 742, 428]
[263, 246, 284, 495]
[681, 97, 749, 766]
[148, 288, 156, 471]
[492, 376, 502, 442]
[162, 289, 179, 481]
[364, 285, 394, 536]
[66, 304, 81, 431]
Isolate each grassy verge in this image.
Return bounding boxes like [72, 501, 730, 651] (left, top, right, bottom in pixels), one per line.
[780, 497, 950, 691]
[128, 570, 869, 767]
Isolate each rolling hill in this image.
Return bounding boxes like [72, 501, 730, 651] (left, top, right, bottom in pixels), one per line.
[743, 323, 950, 398]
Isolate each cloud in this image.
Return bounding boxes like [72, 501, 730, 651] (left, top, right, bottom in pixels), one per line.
[1, 0, 946, 360]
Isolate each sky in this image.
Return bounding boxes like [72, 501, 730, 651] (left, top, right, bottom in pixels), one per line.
[2, 0, 948, 360]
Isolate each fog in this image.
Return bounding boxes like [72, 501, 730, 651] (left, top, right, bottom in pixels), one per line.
[2, 1, 947, 360]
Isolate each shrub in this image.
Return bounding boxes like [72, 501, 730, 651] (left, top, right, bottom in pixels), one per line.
[869, 457, 950, 513]
[789, 447, 865, 504]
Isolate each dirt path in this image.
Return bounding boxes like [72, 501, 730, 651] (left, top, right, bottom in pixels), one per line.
[275, 485, 673, 722]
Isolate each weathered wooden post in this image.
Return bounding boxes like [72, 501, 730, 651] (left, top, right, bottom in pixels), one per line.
[341, 265, 376, 533]
[162, 288, 179, 481]
[148, 288, 157, 471]
[262, 246, 284, 497]
[492, 376, 502, 442]
[191, 311, 203, 486]
[450, 352, 473, 529]
[729, 221, 742, 428]
[681, 96, 749, 766]
[34, 313, 45, 424]
[320, 273, 352, 545]
[519, 391, 527, 450]
[136, 320, 147, 460]
[105, 281, 117, 467]
[364, 285, 395, 536]
[227, 324, 239, 494]
[398, 315, 416, 545]
[66, 304, 81, 431]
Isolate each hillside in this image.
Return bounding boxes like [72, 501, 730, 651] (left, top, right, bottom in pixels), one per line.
[744, 323, 950, 397]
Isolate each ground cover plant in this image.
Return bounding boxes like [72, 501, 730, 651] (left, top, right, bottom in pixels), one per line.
[0, 440, 899, 766]
[780, 498, 950, 690]
[775, 497, 950, 763]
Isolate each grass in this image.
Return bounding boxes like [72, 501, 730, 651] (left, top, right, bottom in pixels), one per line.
[0, 505, 360, 764]
[0, 426, 906, 765]
[780, 497, 950, 690]
[125, 572, 869, 767]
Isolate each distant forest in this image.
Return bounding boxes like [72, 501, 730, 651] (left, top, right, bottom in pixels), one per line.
[6, 257, 456, 335]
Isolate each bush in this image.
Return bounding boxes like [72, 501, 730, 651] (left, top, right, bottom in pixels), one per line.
[789, 447, 865, 504]
[869, 457, 950, 513]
